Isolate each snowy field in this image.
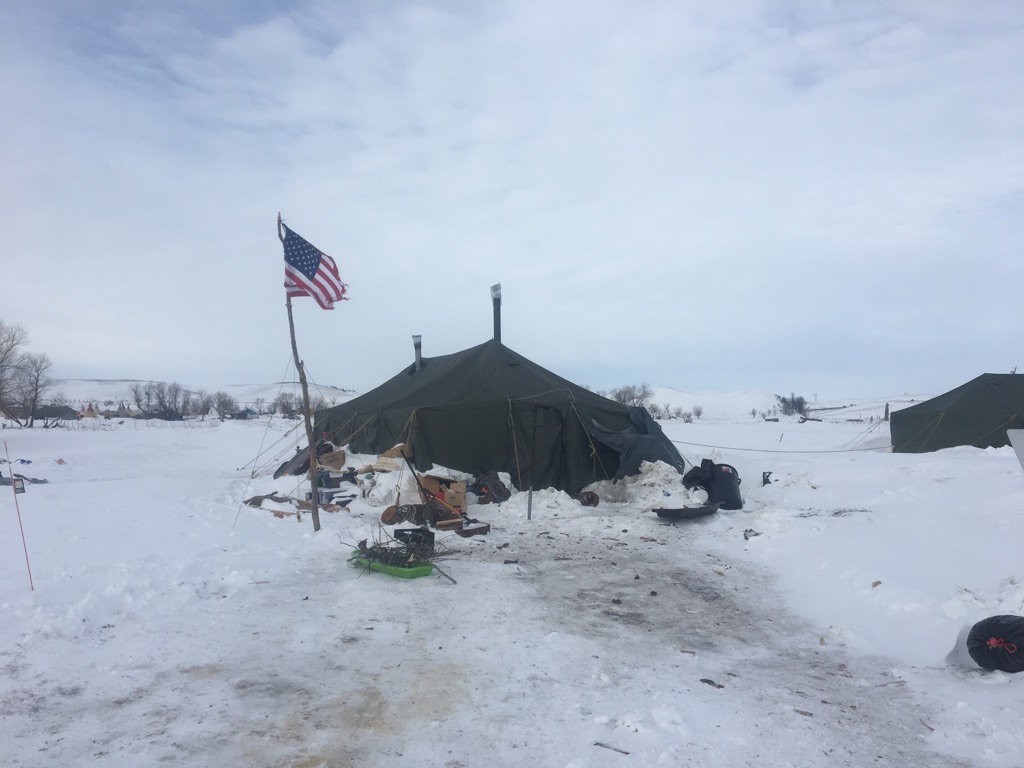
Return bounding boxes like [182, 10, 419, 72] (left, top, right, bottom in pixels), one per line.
[2, 388, 1023, 767]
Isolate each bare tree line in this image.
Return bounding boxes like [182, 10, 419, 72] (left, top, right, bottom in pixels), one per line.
[1, 319, 338, 427]
[599, 382, 703, 421]
[124, 384, 328, 420]
[0, 320, 53, 427]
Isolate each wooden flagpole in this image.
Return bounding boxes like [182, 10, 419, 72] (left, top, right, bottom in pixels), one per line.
[279, 213, 322, 533]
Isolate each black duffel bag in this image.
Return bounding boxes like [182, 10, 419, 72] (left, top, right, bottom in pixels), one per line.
[967, 615, 1024, 672]
[683, 459, 743, 510]
[468, 471, 511, 504]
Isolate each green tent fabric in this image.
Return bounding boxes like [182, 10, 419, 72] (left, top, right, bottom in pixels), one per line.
[313, 339, 686, 493]
[890, 373, 1024, 453]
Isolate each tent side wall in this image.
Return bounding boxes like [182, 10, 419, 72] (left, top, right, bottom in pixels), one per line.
[891, 374, 1024, 452]
[399, 400, 628, 494]
[890, 409, 959, 453]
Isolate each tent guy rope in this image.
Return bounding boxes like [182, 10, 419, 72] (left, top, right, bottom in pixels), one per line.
[4, 440, 34, 591]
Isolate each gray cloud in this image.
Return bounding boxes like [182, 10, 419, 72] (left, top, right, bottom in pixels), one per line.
[2, 1, 1021, 397]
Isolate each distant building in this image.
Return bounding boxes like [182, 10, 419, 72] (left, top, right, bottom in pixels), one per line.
[35, 405, 80, 424]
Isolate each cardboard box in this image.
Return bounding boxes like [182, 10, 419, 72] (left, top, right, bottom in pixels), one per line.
[381, 443, 413, 459]
[318, 449, 347, 470]
[417, 474, 466, 514]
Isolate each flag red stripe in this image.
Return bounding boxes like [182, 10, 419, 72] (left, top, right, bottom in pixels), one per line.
[285, 263, 346, 310]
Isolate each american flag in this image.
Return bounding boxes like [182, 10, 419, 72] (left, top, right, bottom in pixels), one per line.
[282, 224, 348, 310]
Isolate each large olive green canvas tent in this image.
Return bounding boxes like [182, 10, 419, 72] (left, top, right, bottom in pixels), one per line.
[890, 373, 1024, 453]
[313, 339, 686, 493]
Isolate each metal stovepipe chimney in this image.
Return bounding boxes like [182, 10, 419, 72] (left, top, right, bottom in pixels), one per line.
[490, 284, 502, 343]
[412, 335, 422, 372]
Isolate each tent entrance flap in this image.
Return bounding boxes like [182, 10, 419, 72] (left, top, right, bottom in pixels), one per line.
[510, 403, 563, 491]
[408, 404, 505, 476]
[589, 406, 687, 480]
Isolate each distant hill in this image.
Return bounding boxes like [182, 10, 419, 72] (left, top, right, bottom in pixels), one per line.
[647, 386, 931, 422]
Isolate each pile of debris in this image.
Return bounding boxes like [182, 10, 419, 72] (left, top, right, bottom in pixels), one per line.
[350, 529, 456, 583]
[253, 440, 602, 537]
[379, 445, 492, 538]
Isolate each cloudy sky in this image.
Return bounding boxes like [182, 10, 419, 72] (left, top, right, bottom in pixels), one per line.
[2, 1, 1022, 398]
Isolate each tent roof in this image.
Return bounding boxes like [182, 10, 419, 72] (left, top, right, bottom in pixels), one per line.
[315, 338, 686, 493]
[890, 373, 1024, 452]
[900, 374, 1024, 413]
[337, 338, 624, 414]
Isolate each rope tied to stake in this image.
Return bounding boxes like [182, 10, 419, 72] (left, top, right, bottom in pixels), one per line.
[986, 637, 1018, 653]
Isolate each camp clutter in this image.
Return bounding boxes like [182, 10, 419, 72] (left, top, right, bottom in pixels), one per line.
[253, 437, 523, 530]
[349, 441, 595, 533]
[247, 441, 363, 517]
[259, 436, 612, 579]
[355, 449, 498, 582]
[418, 474, 467, 516]
[272, 441, 341, 479]
[378, 448, 494, 536]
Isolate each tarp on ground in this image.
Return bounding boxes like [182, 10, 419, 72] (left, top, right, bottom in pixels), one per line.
[890, 373, 1024, 452]
[313, 339, 686, 494]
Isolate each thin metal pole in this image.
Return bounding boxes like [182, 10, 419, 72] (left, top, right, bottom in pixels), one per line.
[4, 440, 34, 591]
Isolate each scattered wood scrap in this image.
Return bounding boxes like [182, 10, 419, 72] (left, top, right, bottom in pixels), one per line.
[351, 537, 457, 585]
[244, 492, 293, 508]
[1, 473, 48, 485]
[246, 492, 348, 518]
[594, 742, 629, 755]
[354, 539, 424, 568]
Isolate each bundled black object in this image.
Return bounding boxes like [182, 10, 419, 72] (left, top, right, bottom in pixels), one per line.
[682, 459, 743, 510]
[468, 472, 511, 504]
[394, 527, 435, 556]
[273, 441, 334, 479]
[967, 615, 1024, 672]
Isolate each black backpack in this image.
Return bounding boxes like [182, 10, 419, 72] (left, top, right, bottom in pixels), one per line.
[469, 472, 511, 504]
[682, 459, 743, 510]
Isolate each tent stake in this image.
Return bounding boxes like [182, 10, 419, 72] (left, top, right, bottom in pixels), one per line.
[527, 486, 533, 520]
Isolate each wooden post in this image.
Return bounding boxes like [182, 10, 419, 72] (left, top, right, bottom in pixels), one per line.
[279, 214, 321, 533]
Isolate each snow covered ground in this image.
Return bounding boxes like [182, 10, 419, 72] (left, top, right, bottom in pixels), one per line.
[2, 389, 1023, 767]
